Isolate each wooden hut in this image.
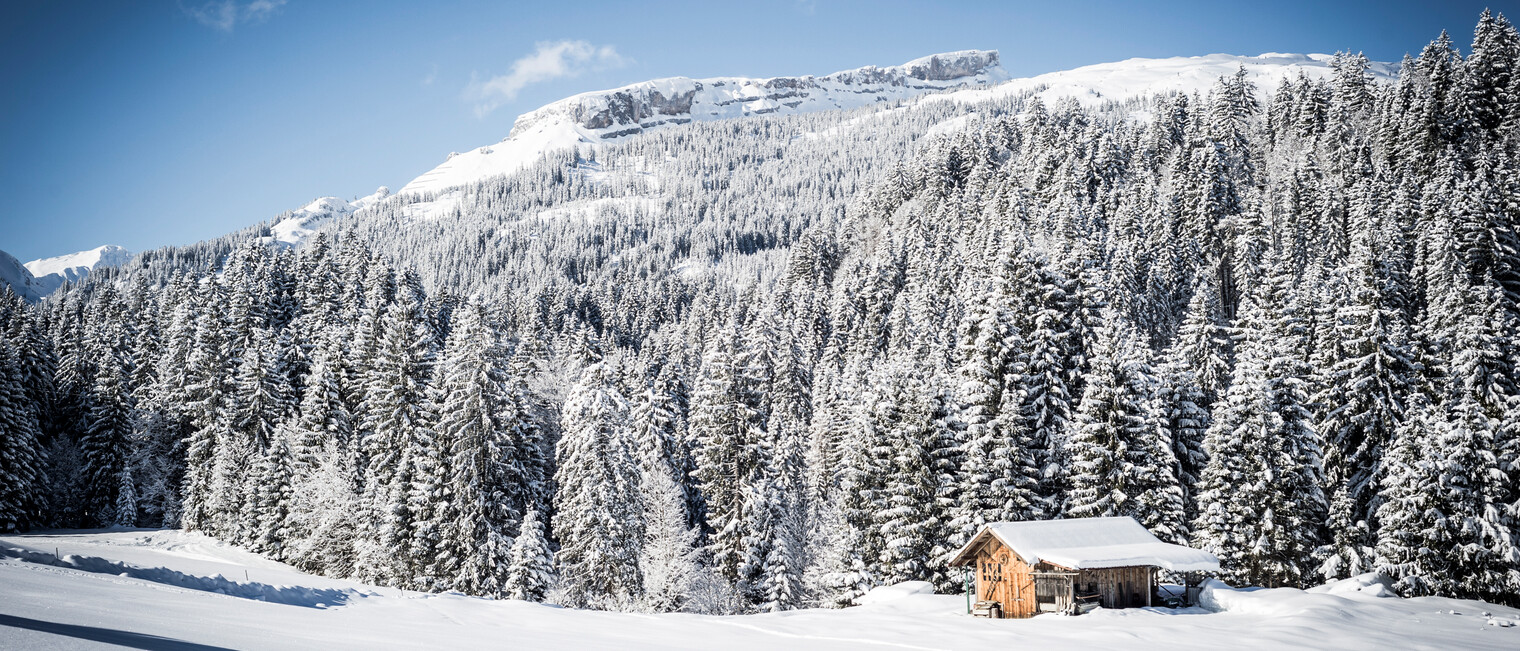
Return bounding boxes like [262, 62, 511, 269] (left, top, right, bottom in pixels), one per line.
[947, 517, 1220, 618]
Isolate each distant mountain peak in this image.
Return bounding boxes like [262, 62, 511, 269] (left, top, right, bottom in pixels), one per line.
[18, 244, 133, 298]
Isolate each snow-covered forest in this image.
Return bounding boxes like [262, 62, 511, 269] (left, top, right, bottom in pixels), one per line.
[2, 12, 1519, 615]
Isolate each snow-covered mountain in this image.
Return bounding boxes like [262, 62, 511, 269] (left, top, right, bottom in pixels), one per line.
[398, 50, 1395, 198]
[927, 52, 1400, 110]
[7, 49, 1400, 284]
[398, 50, 1008, 196]
[0, 250, 46, 302]
[10, 244, 132, 299]
[261, 187, 391, 248]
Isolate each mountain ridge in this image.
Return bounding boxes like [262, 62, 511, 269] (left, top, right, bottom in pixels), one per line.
[4, 48, 1399, 299]
[398, 50, 1009, 196]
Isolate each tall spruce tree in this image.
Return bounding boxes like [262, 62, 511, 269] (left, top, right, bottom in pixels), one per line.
[553, 362, 642, 609]
[1066, 312, 1185, 540]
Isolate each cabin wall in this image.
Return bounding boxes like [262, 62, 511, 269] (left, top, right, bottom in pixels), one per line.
[972, 540, 1038, 618]
[1075, 566, 1155, 609]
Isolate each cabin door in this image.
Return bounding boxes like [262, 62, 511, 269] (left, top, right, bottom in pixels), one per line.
[1009, 558, 1034, 616]
[977, 557, 1002, 604]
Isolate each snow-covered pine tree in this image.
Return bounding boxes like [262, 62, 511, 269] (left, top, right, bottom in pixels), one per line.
[1155, 349, 1210, 523]
[873, 357, 942, 586]
[505, 506, 556, 603]
[690, 320, 764, 589]
[946, 273, 1020, 556]
[1196, 259, 1326, 587]
[637, 464, 702, 612]
[1373, 395, 1451, 597]
[178, 287, 230, 535]
[355, 297, 434, 585]
[286, 442, 363, 576]
[1065, 311, 1185, 540]
[1315, 232, 1418, 578]
[0, 330, 44, 532]
[1172, 279, 1232, 403]
[427, 300, 521, 596]
[805, 493, 872, 608]
[756, 479, 806, 612]
[1017, 253, 1077, 511]
[253, 423, 297, 558]
[553, 361, 642, 609]
[81, 338, 133, 527]
[295, 329, 352, 467]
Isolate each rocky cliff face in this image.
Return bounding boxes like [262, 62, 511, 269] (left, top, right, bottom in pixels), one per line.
[508, 50, 1005, 141]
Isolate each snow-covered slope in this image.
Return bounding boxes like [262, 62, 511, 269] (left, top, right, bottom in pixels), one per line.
[261, 187, 391, 247]
[22, 244, 132, 297]
[399, 51, 1397, 198]
[928, 52, 1399, 109]
[11, 51, 1402, 273]
[0, 250, 45, 302]
[399, 51, 1008, 196]
[1, 529, 1517, 650]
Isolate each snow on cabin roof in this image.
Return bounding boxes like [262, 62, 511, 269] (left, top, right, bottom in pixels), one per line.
[950, 517, 1221, 573]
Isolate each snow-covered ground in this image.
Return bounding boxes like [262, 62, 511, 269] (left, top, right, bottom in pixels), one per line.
[2, 529, 1516, 650]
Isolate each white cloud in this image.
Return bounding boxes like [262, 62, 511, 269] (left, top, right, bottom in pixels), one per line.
[183, 0, 287, 32]
[467, 40, 630, 117]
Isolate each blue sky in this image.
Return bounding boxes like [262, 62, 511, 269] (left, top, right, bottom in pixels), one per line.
[0, 0, 1507, 262]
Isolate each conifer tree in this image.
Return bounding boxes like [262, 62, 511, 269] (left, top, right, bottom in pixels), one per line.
[0, 331, 44, 532]
[82, 344, 133, 526]
[637, 466, 702, 612]
[427, 301, 522, 596]
[553, 362, 642, 609]
[505, 506, 556, 603]
[1066, 312, 1185, 540]
[1196, 262, 1326, 587]
[690, 322, 764, 587]
[112, 465, 138, 528]
[286, 444, 363, 576]
[355, 297, 434, 585]
[1316, 246, 1418, 568]
[253, 425, 297, 558]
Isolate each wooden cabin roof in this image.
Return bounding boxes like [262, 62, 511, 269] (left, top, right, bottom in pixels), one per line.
[947, 517, 1221, 572]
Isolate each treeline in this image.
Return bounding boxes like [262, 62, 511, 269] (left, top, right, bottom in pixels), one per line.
[2, 11, 1519, 612]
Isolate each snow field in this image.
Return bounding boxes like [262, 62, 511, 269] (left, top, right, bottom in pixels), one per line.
[2, 529, 1517, 650]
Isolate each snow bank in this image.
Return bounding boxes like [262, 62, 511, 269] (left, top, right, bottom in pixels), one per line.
[1306, 573, 1400, 598]
[854, 581, 936, 605]
[0, 544, 354, 608]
